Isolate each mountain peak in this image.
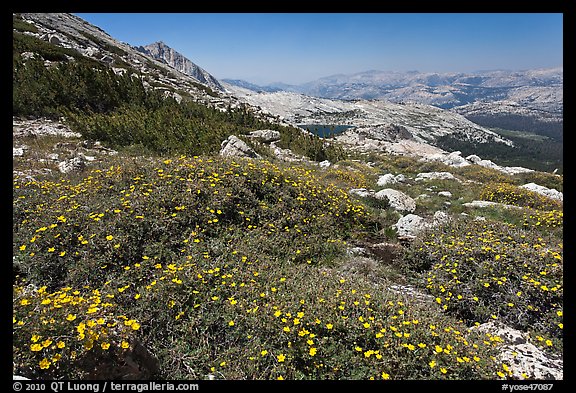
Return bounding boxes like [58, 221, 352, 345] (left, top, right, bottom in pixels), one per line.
[137, 41, 224, 92]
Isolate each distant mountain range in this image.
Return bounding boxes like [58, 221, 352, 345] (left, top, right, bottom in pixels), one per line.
[224, 68, 563, 139]
[224, 68, 563, 110]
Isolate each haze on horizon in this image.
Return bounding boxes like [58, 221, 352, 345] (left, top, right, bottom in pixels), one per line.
[75, 13, 563, 86]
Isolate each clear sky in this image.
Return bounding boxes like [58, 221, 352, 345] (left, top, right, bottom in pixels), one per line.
[75, 13, 563, 85]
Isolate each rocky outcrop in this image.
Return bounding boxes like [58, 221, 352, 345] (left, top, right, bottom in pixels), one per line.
[466, 154, 534, 176]
[379, 124, 413, 141]
[421, 151, 533, 175]
[426, 151, 471, 167]
[377, 173, 406, 186]
[220, 135, 262, 159]
[247, 129, 281, 143]
[394, 214, 427, 237]
[219, 136, 261, 159]
[374, 189, 416, 213]
[472, 322, 563, 380]
[520, 183, 563, 202]
[13, 117, 81, 139]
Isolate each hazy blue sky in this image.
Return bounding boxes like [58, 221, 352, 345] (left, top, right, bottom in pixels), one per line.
[75, 13, 563, 85]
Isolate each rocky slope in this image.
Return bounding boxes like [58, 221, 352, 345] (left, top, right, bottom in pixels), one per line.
[16, 13, 242, 114]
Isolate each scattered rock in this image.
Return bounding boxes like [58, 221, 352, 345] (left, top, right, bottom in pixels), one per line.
[219, 135, 261, 159]
[82, 46, 100, 57]
[13, 147, 25, 157]
[444, 151, 470, 167]
[377, 174, 398, 186]
[42, 33, 61, 45]
[393, 214, 426, 238]
[520, 183, 563, 202]
[100, 54, 115, 64]
[319, 160, 331, 169]
[346, 247, 367, 256]
[415, 171, 459, 182]
[270, 142, 305, 162]
[471, 322, 563, 380]
[394, 174, 407, 183]
[438, 191, 452, 198]
[58, 156, 88, 174]
[432, 211, 450, 224]
[463, 200, 522, 209]
[465, 154, 482, 163]
[374, 189, 416, 212]
[79, 140, 118, 155]
[21, 52, 37, 61]
[349, 188, 373, 198]
[80, 154, 96, 162]
[393, 210, 451, 239]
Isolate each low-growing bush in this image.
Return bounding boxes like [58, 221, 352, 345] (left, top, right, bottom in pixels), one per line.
[512, 171, 563, 193]
[404, 218, 563, 355]
[480, 182, 562, 211]
[455, 165, 513, 185]
[14, 155, 514, 379]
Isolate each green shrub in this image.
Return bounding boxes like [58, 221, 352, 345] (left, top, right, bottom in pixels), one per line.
[455, 165, 513, 184]
[13, 15, 39, 33]
[13, 31, 81, 62]
[480, 182, 562, 211]
[512, 171, 563, 192]
[404, 218, 563, 355]
[14, 156, 509, 379]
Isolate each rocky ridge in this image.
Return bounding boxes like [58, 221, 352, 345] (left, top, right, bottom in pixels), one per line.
[16, 13, 266, 119]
